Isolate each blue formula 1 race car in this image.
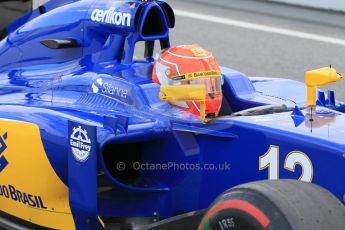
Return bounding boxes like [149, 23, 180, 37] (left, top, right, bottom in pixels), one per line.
[1, 0, 345, 229]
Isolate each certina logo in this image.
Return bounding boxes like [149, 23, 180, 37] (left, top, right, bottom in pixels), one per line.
[70, 126, 92, 162]
[91, 78, 103, 94]
[0, 132, 8, 172]
[92, 78, 128, 99]
[91, 7, 131, 27]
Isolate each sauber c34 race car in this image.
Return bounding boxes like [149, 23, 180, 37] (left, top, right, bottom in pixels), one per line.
[1, 0, 345, 230]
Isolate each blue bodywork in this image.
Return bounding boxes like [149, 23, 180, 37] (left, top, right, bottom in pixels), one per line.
[0, 0, 345, 229]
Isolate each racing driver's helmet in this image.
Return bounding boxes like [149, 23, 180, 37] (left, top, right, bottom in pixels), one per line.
[152, 44, 223, 118]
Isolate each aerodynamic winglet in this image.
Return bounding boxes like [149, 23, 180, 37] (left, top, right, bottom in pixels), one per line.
[40, 39, 79, 49]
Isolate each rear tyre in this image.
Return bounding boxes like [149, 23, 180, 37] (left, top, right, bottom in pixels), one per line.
[199, 180, 345, 230]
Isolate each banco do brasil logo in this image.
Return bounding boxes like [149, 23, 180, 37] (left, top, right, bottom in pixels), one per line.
[0, 132, 8, 172]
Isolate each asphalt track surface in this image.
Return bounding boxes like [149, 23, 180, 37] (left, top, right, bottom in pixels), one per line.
[166, 0, 345, 101]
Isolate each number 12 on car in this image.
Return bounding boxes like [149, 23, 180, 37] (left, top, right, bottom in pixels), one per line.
[259, 145, 314, 182]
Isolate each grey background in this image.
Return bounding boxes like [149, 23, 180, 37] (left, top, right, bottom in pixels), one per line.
[268, 0, 345, 12]
[166, 0, 345, 100]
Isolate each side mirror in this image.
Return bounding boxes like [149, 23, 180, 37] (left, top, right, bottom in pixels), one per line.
[305, 67, 342, 108]
[159, 84, 207, 123]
